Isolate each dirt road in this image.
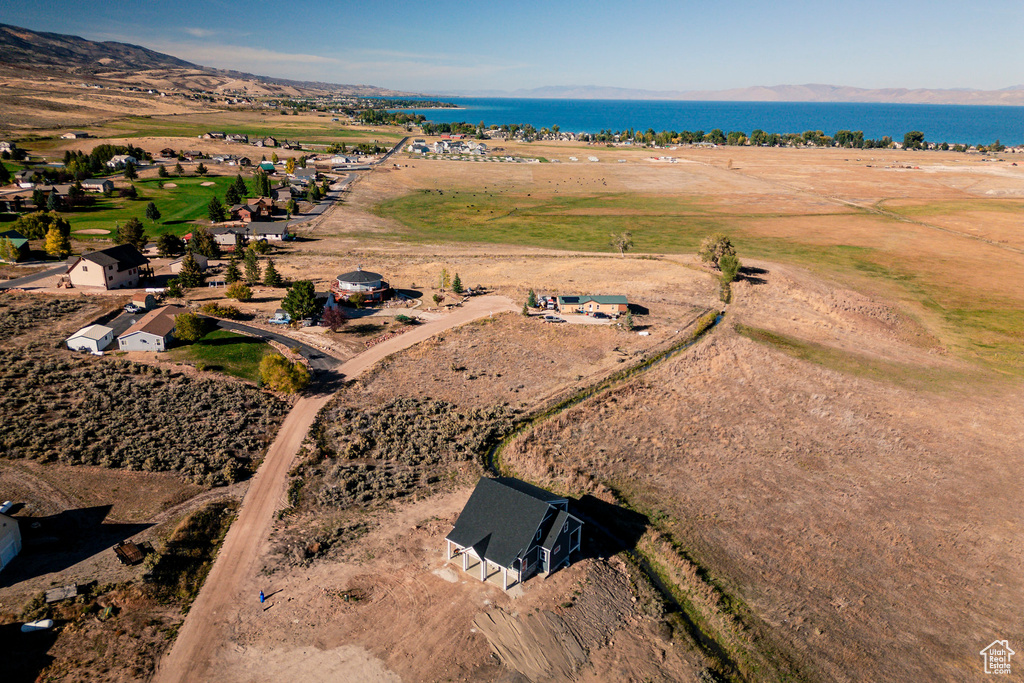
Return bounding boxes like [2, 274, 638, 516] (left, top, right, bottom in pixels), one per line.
[152, 295, 515, 683]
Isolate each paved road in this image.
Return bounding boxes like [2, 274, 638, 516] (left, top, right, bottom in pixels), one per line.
[152, 295, 516, 683]
[0, 264, 67, 290]
[209, 318, 339, 372]
[284, 173, 357, 229]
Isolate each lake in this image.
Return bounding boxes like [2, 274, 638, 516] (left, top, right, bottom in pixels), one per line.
[391, 97, 1024, 146]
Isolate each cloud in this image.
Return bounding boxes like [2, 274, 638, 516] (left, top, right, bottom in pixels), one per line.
[183, 27, 217, 38]
[145, 41, 342, 68]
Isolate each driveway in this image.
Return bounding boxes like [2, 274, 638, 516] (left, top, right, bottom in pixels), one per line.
[0, 264, 67, 290]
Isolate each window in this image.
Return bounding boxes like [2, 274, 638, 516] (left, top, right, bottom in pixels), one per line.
[82, 265, 88, 272]
[108, 276, 113, 281]
[536, 529, 542, 541]
[563, 521, 569, 533]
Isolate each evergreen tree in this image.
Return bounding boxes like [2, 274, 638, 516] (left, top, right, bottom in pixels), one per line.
[0, 164, 10, 185]
[190, 225, 221, 258]
[123, 160, 138, 180]
[156, 233, 185, 257]
[145, 201, 161, 226]
[263, 258, 282, 287]
[451, 272, 463, 294]
[526, 289, 537, 307]
[225, 253, 241, 283]
[166, 278, 183, 298]
[196, 162, 208, 176]
[177, 250, 206, 288]
[225, 184, 241, 206]
[46, 190, 60, 212]
[243, 247, 261, 283]
[157, 165, 169, 178]
[286, 199, 297, 216]
[281, 280, 318, 320]
[233, 174, 248, 197]
[115, 217, 147, 250]
[174, 162, 184, 176]
[207, 196, 226, 223]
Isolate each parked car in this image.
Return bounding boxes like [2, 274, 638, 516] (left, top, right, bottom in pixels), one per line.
[542, 315, 565, 323]
[592, 312, 610, 319]
[124, 303, 141, 314]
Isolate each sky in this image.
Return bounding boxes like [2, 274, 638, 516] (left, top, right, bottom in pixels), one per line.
[2, 0, 1023, 93]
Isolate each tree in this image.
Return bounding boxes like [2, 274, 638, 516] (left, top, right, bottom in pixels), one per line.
[45, 190, 62, 212]
[321, 305, 348, 331]
[526, 289, 538, 307]
[176, 250, 206, 288]
[451, 272, 463, 294]
[903, 131, 925, 150]
[433, 293, 444, 307]
[123, 160, 138, 181]
[0, 237, 19, 262]
[0, 163, 10, 185]
[610, 230, 633, 256]
[286, 198, 297, 216]
[719, 253, 741, 284]
[439, 268, 450, 290]
[156, 233, 185, 257]
[253, 169, 271, 197]
[281, 280, 317, 320]
[263, 258, 282, 287]
[157, 165, 169, 178]
[174, 312, 206, 342]
[44, 226, 71, 259]
[259, 354, 309, 394]
[271, 152, 279, 163]
[12, 211, 71, 240]
[226, 282, 252, 301]
[233, 174, 248, 197]
[521, 302, 530, 317]
[697, 233, 736, 270]
[165, 278, 183, 298]
[243, 248, 261, 283]
[306, 184, 321, 203]
[285, 158, 296, 174]
[174, 162, 184, 176]
[207, 196, 226, 223]
[623, 310, 634, 331]
[145, 201, 161, 226]
[190, 225, 221, 258]
[196, 162, 208, 176]
[225, 253, 241, 284]
[228, 183, 243, 205]
[115, 217, 147, 250]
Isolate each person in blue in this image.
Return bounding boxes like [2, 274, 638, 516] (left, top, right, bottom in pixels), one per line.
[259, 590, 265, 604]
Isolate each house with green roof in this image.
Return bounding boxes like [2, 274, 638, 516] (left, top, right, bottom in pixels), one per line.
[556, 294, 628, 317]
[0, 230, 29, 262]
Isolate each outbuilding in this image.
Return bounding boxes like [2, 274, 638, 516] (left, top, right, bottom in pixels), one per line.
[66, 324, 115, 352]
[0, 513, 21, 572]
[445, 478, 583, 591]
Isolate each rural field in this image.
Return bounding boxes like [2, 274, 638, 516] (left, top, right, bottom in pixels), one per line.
[1, 116, 1022, 682]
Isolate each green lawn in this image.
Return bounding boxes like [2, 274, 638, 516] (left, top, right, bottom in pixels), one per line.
[94, 115, 404, 143]
[65, 176, 236, 238]
[166, 329, 277, 382]
[374, 190, 1024, 376]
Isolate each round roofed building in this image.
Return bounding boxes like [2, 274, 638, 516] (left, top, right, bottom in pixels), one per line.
[332, 266, 391, 302]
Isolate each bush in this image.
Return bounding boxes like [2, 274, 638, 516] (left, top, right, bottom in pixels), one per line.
[199, 303, 242, 319]
[174, 312, 207, 342]
[259, 354, 310, 394]
[225, 282, 253, 301]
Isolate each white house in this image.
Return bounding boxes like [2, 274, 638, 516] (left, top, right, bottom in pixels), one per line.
[0, 513, 21, 572]
[107, 155, 138, 169]
[66, 324, 115, 352]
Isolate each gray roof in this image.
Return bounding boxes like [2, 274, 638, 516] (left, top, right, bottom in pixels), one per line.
[446, 477, 567, 568]
[337, 268, 383, 284]
[69, 324, 113, 341]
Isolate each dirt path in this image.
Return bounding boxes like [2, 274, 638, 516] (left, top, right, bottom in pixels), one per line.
[152, 295, 515, 683]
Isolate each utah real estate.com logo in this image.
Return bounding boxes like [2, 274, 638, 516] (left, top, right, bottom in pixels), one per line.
[980, 640, 1014, 675]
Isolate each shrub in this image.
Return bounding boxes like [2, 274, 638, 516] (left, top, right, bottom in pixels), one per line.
[199, 303, 242, 319]
[259, 354, 310, 394]
[225, 282, 253, 301]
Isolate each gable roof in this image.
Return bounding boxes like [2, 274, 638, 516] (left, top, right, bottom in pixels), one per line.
[446, 477, 567, 568]
[74, 245, 149, 273]
[580, 295, 628, 305]
[68, 324, 113, 341]
[0, 230, 28, 248]
[119, 305, 183, 339]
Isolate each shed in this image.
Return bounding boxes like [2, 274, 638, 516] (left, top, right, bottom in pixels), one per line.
[131, 293, 157, 311]
[445, 478, 583, 590]
[67, 324, 115, 352]
[0, 513, 21, 572]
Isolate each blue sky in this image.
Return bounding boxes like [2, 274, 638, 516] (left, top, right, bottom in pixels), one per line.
[2, 0, 1022, 93]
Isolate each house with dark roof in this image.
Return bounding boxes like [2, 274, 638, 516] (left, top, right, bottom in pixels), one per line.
[66, 245, 149, 290]
[445, 478, 583, 590]
[332, 266, 390, 303]
[80, 178, 114, 193]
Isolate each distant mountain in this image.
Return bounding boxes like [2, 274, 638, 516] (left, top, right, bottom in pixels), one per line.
[0, 23, 408, 97]
[441, 83, 1024, 106]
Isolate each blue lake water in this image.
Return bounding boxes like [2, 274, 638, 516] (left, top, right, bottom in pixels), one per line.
[391, 97, 1024, 146]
